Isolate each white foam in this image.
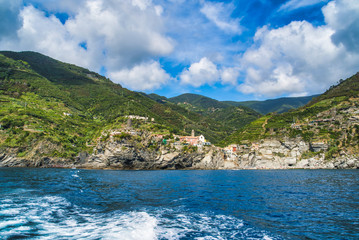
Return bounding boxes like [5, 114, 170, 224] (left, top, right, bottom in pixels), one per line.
[154, 211, 249, 240]
[263, 235, 274, 240]
[0, 195, 279, 240]
[0, 208, 24, 215]
[0, 219, 27, 230]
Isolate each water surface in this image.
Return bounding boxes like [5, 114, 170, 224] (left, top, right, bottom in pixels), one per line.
[0, 168, 358, 239]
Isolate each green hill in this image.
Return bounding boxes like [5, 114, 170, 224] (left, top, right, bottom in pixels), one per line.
[221, 72, 359, 158]
[224, 95, 318, 115]
[169, 93, 231, 110]
[168, 93, 262, 130]
[0, 51, 240, 159]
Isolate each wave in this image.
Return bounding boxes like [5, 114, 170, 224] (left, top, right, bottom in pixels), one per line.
[0, 195, 279, 240]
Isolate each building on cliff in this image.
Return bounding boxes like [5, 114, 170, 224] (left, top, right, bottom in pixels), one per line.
[179, 130, 209, 146]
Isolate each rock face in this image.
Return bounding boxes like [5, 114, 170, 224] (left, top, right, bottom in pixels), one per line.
[82, 139, 227, 170]
[1, 136, 358, 170]
[233, 138, 359, 169]
[236, 138, 310, 169]
[67, 137, 359, 170]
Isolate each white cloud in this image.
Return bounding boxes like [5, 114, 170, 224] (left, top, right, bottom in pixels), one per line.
[65, 0, 173, 70]
[0, 5, 91, 67]
[131, 0, 152, 10]
[180, 57, 239, 87]
[238, 64, 305, 97]
[109, 61, 170, 91]
[180, 57, 219, 87]
[220, 67, 239, 85]
[238, 0, 359, 97]
[200, 1, 241, 34]
[323, 0, 359, 52]
[279, 0, 328, 12]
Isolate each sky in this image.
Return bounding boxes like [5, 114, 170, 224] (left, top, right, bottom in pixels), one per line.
[1, 0, 359, 101]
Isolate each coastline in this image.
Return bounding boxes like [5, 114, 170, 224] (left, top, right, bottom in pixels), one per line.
[1, 152, 358, 170]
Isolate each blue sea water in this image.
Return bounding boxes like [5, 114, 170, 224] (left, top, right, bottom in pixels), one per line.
[0, 169, 358, 240]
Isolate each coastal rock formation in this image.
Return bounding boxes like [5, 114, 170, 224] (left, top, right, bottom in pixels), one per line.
[229, 138, 359, 169]
[82, 136, 226, 170]
[1, 136, 358, 169]
[75, 135, 359, 170]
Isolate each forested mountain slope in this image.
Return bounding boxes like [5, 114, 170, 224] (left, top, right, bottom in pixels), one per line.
[0, 51, 242, 159]
[221, 72, 359, 161]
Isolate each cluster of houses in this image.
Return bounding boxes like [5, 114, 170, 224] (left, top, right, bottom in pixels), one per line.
[107, 114, 213, 147]
[123, 115, 213, 147]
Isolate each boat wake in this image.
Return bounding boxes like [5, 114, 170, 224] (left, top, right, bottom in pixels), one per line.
[0, 195, 280, 240]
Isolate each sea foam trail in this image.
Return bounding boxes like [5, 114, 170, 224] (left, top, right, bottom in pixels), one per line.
[0, 195, 278, 240]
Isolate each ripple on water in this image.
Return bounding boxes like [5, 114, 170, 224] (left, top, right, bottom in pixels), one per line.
[0, 195, 279, 240]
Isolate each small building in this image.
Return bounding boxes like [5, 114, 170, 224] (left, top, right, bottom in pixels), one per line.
[179, 130, 208, 146]
[180, 136, 199, 145]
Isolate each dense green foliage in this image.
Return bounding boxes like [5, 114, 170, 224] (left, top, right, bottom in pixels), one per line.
[221, 72, 359, 152]
[167, 93, 261, 130]
[169, 93, 231, 110]
[224, 95, 318, 115]
[0, 51, 251, 158]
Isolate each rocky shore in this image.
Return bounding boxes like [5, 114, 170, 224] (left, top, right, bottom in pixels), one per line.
[1, 136, 358, 170]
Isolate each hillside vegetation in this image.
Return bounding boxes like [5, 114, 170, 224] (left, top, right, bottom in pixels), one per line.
[224, 95, 318, 115]
[0, 51, 252, 159]
[221, 72, 359, 159]
[168, 93, 262, 130]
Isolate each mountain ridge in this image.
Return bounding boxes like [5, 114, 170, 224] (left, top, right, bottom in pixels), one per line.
[224, 95, 320, 115]
[167, 93, 319, 115]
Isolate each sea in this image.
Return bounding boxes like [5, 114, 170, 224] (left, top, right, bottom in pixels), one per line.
[0, 168, 358, 240]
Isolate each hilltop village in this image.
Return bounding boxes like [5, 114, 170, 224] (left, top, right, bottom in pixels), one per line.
[106, 116, 212, 148]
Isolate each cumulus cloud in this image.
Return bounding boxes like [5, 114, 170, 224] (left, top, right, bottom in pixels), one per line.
[64, 0, 173, 70]
[180, 57, 219, 87]
[323, 0, 359, 52]
[220, 67, 240, 85]
[108, 61, 170, 91]
[200, 1, 241, 34]
[180, 57, 239, 87]
[15, 6, 90, 67]
[238, 0, 359, 97]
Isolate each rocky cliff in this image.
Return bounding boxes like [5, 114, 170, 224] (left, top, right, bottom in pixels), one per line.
[1, 135, 358, 169]
[232, 138, 359, 169]
[80, 131, 228, 170]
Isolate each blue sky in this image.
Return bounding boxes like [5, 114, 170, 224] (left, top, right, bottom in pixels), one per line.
[1, 0, 359, 101]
